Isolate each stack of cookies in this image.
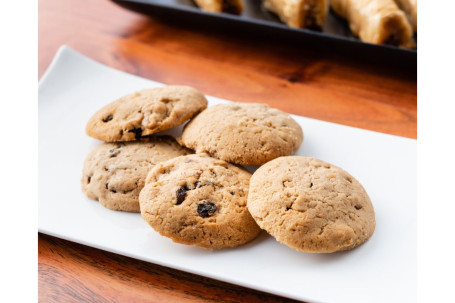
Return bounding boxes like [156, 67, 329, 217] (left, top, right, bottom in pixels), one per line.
[82, 85, 375, 253]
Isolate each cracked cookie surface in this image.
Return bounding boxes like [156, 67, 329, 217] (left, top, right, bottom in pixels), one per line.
[179, 103, 303, 165]
[86, 85, 208, 142]
[139, 153, 261, 248]
[81, 136, 191, 212]
[247, 156, 375, 253]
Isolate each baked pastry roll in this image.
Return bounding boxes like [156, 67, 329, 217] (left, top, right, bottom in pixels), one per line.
[394, 0, 417, 32]
[263, 0, 329, 29]
[193, 0, 244, 14]
[330, 0, 414, 48]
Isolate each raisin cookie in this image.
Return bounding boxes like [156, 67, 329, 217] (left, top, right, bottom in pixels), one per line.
[82, 136, 191, 212]
[139, 153, 261, 248]
[247, 156, 375, 253]
[179, 103, 303, 165]
[86, 85, 208, 142]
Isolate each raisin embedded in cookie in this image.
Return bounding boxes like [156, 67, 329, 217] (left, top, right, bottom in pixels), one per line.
[179, 103, 303, 165]
[86, 85, 208, 142]
[139, 153, 261, 248]
[247, 156, 376, 253]
[81, 136, 191, 212]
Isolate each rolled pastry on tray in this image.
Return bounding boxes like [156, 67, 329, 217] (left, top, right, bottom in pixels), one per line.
[394, 0, 417, 32]
[193, 0, 244, 14]
[263, 0, 330, 29]
[330, 0, 414, 48]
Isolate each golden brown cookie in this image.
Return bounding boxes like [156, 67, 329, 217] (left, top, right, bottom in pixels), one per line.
[247, 156, 375, 253]
[139, 153, 261, 248]
[179, 103, 303, 165]
[86, 85, 208, 142]
[81, 136, 191, 212]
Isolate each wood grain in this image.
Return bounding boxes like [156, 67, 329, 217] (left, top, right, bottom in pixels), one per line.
[39, 234, 297, 303]
[39, 0, 416, 138]
[38, 0, 416, 301]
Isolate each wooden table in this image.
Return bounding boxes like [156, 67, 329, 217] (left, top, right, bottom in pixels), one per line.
[38, 0, 417, 302]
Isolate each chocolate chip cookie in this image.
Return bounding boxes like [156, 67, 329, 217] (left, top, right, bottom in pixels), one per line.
[247, 156, 375, 253]
[179, 103, 303, 165]
[86, 85, 208, 142]
[81, 136, 191, 212]
[139, 153, 261, 248]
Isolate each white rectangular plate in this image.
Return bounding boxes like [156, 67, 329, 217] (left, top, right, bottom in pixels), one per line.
[39, 46, 416, 303]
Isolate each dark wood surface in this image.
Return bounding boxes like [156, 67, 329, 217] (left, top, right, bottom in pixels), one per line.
[38, 234, 298, 303]
[38, 0, 416, 301]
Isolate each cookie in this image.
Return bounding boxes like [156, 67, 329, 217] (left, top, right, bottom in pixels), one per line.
[139, 153, 261, 248]
[194, 0, 244, 14]
[81, 136, 191, 212]
[86, 85, 208, 142]
[247, 156, 375, 253]
[179, 103, 303, 165]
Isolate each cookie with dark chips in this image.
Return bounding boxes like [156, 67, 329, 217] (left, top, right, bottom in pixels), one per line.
[139, 153, 261, 248]
[81, 136, 191, 212]
[86, 85, 208, 142]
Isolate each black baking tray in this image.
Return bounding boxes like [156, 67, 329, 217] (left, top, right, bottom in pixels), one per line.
[112, 0, 417, 68]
